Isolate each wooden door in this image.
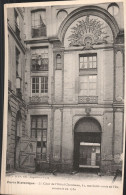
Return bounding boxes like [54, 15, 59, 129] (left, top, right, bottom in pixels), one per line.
[19, 137, 37, 172]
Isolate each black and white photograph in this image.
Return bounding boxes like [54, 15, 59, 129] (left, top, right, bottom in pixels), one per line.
[1, 0, 125, 194]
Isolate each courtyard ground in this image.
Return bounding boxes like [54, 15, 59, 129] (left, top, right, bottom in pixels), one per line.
[6, 170, 122, 183]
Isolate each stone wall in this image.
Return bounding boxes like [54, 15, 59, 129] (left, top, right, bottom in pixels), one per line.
[7, 91, 26, 171]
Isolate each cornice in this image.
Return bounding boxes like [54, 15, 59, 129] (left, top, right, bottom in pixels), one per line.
[113, 102, 124, 108]
[27, 103, 122, 109]
[64, 44, 114, 52]
[24, 36, 63, 45]
[24, 38, 50, 44]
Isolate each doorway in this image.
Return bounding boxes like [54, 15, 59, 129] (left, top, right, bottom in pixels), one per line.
[74, 117, 101, 171]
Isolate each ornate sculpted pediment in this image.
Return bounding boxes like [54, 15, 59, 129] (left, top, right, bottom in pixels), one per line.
[64, 15, 113, 48]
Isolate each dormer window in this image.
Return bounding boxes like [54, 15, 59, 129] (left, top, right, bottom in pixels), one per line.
[31, 9, 46, 38]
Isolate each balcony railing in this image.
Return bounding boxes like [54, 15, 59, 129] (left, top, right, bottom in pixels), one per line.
[29, 96, 48, 104]
[31, 25, 46, 38]
[78, 96, 98, 104]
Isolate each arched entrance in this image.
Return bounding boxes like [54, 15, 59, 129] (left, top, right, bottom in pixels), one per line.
[74, 117, 101, 171]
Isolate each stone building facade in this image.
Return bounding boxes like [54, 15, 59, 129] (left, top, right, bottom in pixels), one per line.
[7, 7, 26, 171]
[7, 2, 124, 174]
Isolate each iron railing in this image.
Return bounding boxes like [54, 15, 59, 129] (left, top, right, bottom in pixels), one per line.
[78, 96, 98, 104]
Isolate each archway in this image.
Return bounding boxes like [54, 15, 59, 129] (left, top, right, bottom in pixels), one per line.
[74, 117, 101, 171]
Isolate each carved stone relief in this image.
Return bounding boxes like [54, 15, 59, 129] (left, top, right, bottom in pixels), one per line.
[64, 15, 113, 48]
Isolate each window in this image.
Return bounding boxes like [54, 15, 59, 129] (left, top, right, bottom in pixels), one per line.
[16, 48, 20, 77]
[32, 76, 48, 95]
[30, 47, 48, 103]
[31, 10, 46, 37]
[79, 54, 98, 103]
[79, 54, 97, 69]
[80, 75, 97, 96]
[56, 54, 62, 69]
[16, 47, 22, 98]
[31, 116, 47, 161]
[31, 48, 48, 71]
[15, 10, 20, 39]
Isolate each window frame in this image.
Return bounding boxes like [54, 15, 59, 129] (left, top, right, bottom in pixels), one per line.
[31, 115, 48, 161]
[79, 53, 98, 103]
[31, 9, 47, 38]
[79, 75, 97, 96]
[31, 76, 48, 96]
[79, 53, 97, 70]
[31, 47, 49, 71]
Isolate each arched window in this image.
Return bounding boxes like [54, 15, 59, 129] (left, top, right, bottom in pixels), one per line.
[56, 54, 62, 70]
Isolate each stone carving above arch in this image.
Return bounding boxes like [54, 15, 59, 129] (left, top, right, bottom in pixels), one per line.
[58, 6, 120, 45]
[64, 15, 113, 48]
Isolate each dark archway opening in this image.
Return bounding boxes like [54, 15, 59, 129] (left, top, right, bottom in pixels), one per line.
[73, 117, 101, 173]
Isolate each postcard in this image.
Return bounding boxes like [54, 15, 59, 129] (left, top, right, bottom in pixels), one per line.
[1, 0, 125, 194]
